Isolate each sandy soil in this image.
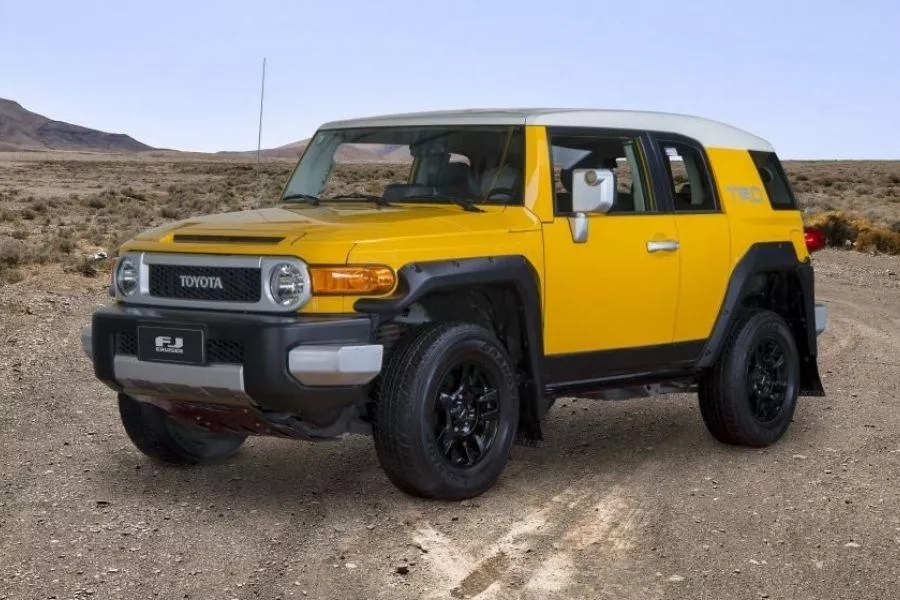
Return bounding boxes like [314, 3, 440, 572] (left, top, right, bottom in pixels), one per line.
[1, 249, 898, 600]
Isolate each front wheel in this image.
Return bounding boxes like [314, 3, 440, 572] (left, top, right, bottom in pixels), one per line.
[118, 393, 247, 465]
[699, 310, 800, 447]
[373, 323, 519, 500]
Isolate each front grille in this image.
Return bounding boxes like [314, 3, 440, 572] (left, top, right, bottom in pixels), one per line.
[115, 332, 244, 364]
[116, 332, 137, 355]
[148, 265, 261, 302]
[206, 339, 245, 364]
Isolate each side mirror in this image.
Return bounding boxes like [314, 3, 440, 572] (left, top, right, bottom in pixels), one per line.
[566, 168, 616, 243]
[572, 168, 615, 214]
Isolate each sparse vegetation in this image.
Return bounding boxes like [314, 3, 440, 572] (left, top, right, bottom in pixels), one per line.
[1, 154, 898, 285]
[786, 161, 900, 224]
[807, 211, 900, 254]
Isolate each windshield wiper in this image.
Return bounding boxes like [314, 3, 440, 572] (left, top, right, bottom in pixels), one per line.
[280, 193, 320, 205]
[328, 193, 393, 207]
[405, 194, 484, 213]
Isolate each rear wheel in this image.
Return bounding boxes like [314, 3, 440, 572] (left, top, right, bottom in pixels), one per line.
[373, 323, 519, 500]
[118, 393, 247, 464]
[699, 310, 800, 447]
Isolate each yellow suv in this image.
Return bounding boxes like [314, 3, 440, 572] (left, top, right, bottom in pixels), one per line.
[83, 109, 827, 500]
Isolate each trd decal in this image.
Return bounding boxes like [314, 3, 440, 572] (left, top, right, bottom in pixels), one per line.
[726, 185, 765, 204]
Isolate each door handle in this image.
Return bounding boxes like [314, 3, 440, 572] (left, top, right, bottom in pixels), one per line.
[646, 239, 680, 253]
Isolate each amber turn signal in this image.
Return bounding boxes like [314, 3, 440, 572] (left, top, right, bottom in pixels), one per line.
[309, 266, 396, 295]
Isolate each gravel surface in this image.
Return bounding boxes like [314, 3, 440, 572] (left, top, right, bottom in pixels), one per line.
[1, 248, 898, 600]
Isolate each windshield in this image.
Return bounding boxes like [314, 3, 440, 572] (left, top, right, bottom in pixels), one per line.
[280, 125, 525, 207]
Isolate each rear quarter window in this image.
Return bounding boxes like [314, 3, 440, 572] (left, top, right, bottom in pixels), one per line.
[750, 151, 797, 210]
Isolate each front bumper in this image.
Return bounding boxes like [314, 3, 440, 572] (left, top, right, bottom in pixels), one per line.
[83, 305, 382, 424]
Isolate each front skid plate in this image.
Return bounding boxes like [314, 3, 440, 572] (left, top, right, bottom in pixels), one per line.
[146, 399, 371, 441]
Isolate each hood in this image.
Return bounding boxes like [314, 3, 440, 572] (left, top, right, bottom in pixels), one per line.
[124, 202, 540, 263]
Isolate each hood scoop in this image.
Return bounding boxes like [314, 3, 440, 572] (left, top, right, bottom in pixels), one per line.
[173, 234, 285, 244]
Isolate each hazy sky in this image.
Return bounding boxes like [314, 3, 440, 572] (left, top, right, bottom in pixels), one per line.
[2, 0, 898, 158]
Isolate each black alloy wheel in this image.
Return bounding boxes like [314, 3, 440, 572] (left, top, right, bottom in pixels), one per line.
[746, 336, 790, 424]
[433, 361, 501, 469]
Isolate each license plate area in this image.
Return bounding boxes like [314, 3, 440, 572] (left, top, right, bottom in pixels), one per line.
[137, 326, 206, 365]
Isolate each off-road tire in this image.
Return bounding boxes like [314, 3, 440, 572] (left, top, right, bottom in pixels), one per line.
[373, 322, 519, 500]
[699, 309, 800, 447]
[118, 393, 247, 465]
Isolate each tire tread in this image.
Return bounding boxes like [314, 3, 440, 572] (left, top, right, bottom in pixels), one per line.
[699, 309, 799, 447]
[373, 322, 518, 499]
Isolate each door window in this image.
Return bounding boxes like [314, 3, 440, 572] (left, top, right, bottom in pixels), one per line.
[658, 142, 717, 212]
[549, 132, 653, 214]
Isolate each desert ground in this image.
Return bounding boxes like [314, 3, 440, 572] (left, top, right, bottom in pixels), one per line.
[1, 153, 899, 599]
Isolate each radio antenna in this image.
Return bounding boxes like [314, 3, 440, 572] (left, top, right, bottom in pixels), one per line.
[255, 57, 267, 198]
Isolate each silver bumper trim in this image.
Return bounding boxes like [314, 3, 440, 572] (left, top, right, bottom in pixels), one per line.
[815, 303, 827, 336]
[288, 344, 383, 386]
[113, 356, 250, 404]
[81, 326, 93, 360]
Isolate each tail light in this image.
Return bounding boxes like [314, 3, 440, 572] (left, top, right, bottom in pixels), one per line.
[804, 227, 826, 252]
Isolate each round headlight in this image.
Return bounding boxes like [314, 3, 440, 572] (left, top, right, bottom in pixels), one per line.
[269, 263, 305, 306]
[116, 257, 138, 296]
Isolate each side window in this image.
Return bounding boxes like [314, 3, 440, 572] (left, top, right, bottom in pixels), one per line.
[550, 132, 653, 214]
[659, 142, 716, 212]
[750, 150, 797, 210]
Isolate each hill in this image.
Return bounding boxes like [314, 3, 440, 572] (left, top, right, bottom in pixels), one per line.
[0, 98, 153, 153]
[221, 140, 412, 162]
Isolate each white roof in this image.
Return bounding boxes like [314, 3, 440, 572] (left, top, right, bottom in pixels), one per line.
[320, 108, 774, 152]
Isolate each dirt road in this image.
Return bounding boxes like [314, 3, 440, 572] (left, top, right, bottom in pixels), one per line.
[1, 249, 898, 600]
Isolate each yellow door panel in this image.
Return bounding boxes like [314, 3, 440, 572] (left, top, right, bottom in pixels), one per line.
[542, 215, 679, 355]
[672, 213, 731, 341]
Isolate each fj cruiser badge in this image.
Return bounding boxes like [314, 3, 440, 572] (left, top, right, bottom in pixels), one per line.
[154, 336, 185, 354]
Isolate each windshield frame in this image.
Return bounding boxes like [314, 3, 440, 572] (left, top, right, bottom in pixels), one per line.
[278, 124, 526, 208]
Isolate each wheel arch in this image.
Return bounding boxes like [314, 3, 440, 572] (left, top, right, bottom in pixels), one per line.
[698, 242, 824, 396]
[355, 255, 546, 440]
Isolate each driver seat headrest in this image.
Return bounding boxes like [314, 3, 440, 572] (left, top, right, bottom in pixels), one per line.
[438, 162, 471, 184]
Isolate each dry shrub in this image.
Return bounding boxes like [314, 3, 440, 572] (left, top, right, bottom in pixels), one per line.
[0, 238, 30, 283]
[0, 238, 28, 267]
[71, 256, 100, 277]
[855, 229, 900, 254]
[806, 211, 900, 254]
[57, 236, 76, 254]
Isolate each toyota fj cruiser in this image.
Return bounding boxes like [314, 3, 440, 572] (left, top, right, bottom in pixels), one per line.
[83, 109, 827, 500]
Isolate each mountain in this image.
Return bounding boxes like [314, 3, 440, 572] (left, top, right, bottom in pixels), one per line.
[0, 98, 153, 153]
[221, 139, 413, 162]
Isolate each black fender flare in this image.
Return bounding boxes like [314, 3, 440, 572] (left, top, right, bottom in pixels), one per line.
[698, 241, 823, 395]
[355, 255, 546, 439]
